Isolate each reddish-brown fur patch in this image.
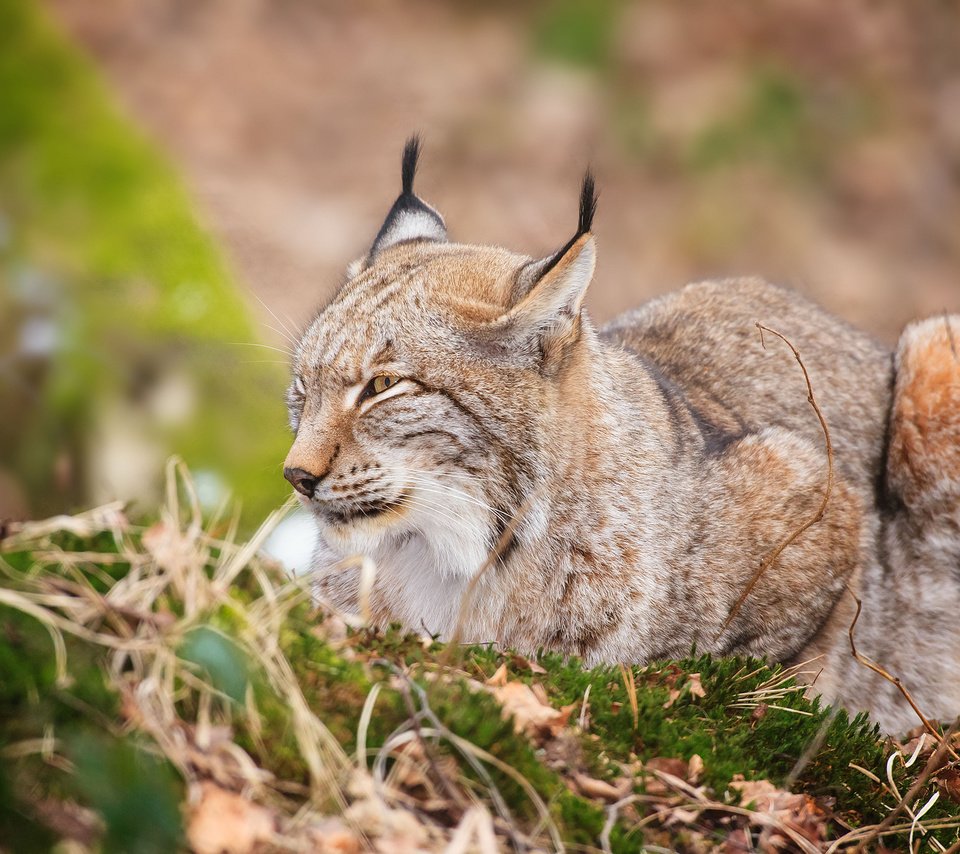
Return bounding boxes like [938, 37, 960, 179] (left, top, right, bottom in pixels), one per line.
[888, 317, 960, 512]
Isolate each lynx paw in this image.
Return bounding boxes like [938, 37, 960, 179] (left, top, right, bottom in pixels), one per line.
[888, 315, 960, 516]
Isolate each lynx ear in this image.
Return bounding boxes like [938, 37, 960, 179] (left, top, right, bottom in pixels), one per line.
[488, 172, 598, 365]
[367, 136, 447, 264]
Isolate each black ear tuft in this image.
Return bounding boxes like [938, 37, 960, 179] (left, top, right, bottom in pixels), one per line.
[578, 170, 598, 236]
[365, 136, 447, 263]
[401, 135, 421, 196]
[530, 169, 599, 281]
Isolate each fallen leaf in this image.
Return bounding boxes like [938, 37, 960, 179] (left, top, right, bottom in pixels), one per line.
[187, 782, 274, 854]
[662, 688, 682, 709]
[687, 753, 704, 784]
[688, 673, 706, 699]
[571, 772, 632, 802]
[646, 757, 690, 780]
[311, 817, 362, 854]
[729, 778, 780, 810]
[728, 778, 828, 846]
[937, 766, 960, 804]
[643, 756, 691, 795]
[488, 681, 575, 740]
[485, 663, 508, 687]
[511, 653, 547, 674]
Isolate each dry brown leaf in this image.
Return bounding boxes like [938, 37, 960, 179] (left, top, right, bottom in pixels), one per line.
[345, 795, 432, 853]
[687, 753, 704, 784]
[571, 772, 632, 803]
[729, 778, 781, 810]
[646, 757, 690, 780]
[662, 806, 701, 827]
[488, 681, 575, 741]
[937, 765, 960, 804]
[688, 672, 706, 699]
[662, 688, 682, 709]
[511, 653, 547, 674]
[187, 782, 275, 854]
[728, 777, 828, 846]
[310, 817, 362, 854]
[663, 674, 705, 709]
[484, 663, 508, 687]
[643, 756, 691, 795]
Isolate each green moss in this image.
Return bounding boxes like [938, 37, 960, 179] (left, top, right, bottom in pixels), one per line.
[3, 528, 958, 850]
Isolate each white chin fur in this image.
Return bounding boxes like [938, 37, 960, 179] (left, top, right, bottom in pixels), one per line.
[311, 484, 495, 637]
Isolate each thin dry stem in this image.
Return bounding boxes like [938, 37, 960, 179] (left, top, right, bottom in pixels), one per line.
[847, 590, 960, 763]
[619, 663, 639, 730]
[718, 323, 835, 636]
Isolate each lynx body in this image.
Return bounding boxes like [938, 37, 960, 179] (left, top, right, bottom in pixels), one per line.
[284, 140, 960, 732]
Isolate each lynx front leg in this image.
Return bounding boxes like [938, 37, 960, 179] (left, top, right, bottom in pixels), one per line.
[888, 315, 960, 528]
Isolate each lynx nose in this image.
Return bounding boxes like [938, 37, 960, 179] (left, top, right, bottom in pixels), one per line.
[284, 466, 319, 498]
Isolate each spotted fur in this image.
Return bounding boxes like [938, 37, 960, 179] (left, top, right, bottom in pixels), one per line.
[284, 140, 960, 732]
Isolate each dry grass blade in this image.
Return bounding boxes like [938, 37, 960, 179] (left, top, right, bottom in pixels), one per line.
[718, 323, 834, 637]
[641, 767, 824, 854]
[0, 458, 352, 820]
[847, 591, 960, 762]
[619, 663, 639, 730]
[731, 660, 819, 719]
[849, 717, 960, 852]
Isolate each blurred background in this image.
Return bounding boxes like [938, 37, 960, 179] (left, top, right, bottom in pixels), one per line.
[2, 0, 960, 529]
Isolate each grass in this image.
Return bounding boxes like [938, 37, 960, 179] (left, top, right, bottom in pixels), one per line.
[0, 462, 957, 851]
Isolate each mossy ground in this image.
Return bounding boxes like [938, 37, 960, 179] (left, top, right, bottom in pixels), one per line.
[1, 494, 957, 852]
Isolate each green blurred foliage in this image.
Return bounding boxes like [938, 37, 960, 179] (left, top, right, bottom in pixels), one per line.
[70, 735, 184, 854]
[534, 0, 621, 69]
[0, 0, 289, 524]
[681, 67, 881, 179]
[179, 625, 250, 703]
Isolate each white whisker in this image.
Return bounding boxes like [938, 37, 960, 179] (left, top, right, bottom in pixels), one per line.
[250, 291, 302, 344]
[385, 476, 511, 522]
[229, 341, 294, 358]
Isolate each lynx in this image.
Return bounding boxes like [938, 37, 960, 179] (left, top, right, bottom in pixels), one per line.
[283, 139, 960, 733]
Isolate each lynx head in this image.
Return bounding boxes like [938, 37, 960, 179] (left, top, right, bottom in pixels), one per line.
[284, 138, 598, 577]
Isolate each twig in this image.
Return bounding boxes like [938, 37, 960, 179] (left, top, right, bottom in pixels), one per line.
[390, 662, 471, 815]
[373, 660, 560, 852]
[847, 590, 960, 762]
[852, 717, 959, 851]
[718, 323, 835, 636]
[942, 838, 960, 854]
[600, 794, 638, 854]
[642, 767, 823, 854]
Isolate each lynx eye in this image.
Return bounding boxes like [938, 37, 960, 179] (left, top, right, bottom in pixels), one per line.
[359, 373, 403, 405]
